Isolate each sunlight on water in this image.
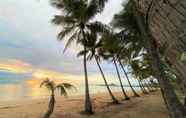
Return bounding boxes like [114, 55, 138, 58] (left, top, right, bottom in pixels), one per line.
[0, 71, 140, 101]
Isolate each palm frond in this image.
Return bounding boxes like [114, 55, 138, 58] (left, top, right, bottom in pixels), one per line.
[56, 85, 67, 96]
[97, 0, 108, 11]
[62, 83, 75, 89]
[77, 50, 88, 57]
[85, 0, 99, 21]
[63, 30, 79, 53]
[57, 26, 76, 40]
[52, 15, 76, 26]
[40, 79, 50, 88]
[87, 21, 111, 34]
[56, 83, 76, 96]
[40, 79, 55, 91]
[50, 0, 64, 9]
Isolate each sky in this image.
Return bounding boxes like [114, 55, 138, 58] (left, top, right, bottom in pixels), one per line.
[0, 0, 124, 85]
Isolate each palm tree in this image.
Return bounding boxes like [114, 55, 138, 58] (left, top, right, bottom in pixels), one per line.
[40, 79, 74, 118]
[118, 59, 140, 97]
[143, 79, 153, 92]
[50, 0, 108, 114]
[130, 57, 154, 93]
[77, 30, 119, 104]
[119, 0, 186, 117]
[113, 57, 130, 100]
[100, 33, 130, 100]
[137, 79, 149, 94]
[111, 12, 144, 97]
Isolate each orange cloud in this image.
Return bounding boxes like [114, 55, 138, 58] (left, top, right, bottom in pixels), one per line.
[0, 59, 32, 73]
[0, 59, 104, 87]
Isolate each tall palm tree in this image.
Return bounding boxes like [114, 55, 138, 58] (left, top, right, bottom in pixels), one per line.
[118, 59, 140, 97]
[40, 79, 74, 118]
[137, 79, 149, 94]
[77, 30, 119, 104]
[113, 57, 130, 100]
[50, 0, 108, 114]
[100, 33, 130, 100]
[111, 15, 143, 97]
[130, 57, 154, 92]
[115, 0, 186, 117]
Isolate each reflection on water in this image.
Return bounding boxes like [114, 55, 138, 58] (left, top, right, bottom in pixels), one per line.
[0, 82, 141, 101]
[0, 71, 141, 101]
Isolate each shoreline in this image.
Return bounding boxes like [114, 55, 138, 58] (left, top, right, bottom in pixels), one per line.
[0, 91, 169, 118]
[0, 83, 142, 102]
[0, 90, 136, 107]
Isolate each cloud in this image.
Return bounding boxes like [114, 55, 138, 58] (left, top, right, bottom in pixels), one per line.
[0, 59, 32, 73]
[0, 59, 99, 84]
[0, 0, 124, 82]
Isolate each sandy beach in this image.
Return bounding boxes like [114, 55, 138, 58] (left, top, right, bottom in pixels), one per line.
[0, 91, 169, 118]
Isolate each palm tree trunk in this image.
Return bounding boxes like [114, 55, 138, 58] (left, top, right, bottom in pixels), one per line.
[118, 60, 140, 97]
[95, 56, 119, 104]
[149, 80, 157, 91]
[140, 80, 149, 93]
[82, 29, 93, 114]
[139, 79, 148, 92]
[144, 79, 153, 92]
[113, 57, 130, 100]
[43, 94, 55, 118]
[138, 79, 149, 94]
[131, 2, 186, 117]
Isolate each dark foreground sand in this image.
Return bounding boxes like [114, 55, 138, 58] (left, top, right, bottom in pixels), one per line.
[0, 91, 169, 118]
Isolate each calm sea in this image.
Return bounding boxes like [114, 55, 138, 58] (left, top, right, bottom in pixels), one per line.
[0, 71, 140, 101]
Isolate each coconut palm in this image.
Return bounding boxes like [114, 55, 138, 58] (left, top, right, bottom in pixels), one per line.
[118, 59, 140, 97]
[77, 30, 119, 104]
[138, 79, 149, 94]
[102, 31, 141, 98]
[49, 0, 108, 114]
[40, 79, 74, 118]
[111, 16, 143, 97]
[130, 57, 154, 92]
[113, 56, 130, 100]
[112, 0, 186, 117]
[100, 32, 130, 100]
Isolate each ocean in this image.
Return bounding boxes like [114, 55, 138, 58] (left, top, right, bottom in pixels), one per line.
[0, 71, 141, 101]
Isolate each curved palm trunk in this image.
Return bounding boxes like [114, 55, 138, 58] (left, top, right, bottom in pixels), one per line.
[140, 80, 149, 93]
[82, 29, 93, 114]
[145, 80, 154, 92]
[95, 56, 119, 104]
[132, 2, 186, 117]
[149, 80, 157, 91]
[143, 80, 153, 92]
[149, 81, 155, 91]
[118, 60, 140, 97]
[83, 46, 93, 114]
[43, 93, 55, 118]
[113, 57, 130, 100]
[136, 79, 144, 93]
[138, 79, 149, 94]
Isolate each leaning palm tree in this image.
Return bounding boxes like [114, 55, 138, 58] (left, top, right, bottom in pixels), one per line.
[49, 0, 108, 114]
[77, 31, 119, 104]
[112, 1, 186, 117]
[40, 79, 75, 118]
[138, 79, 149, 94]
[100, 33, 130, 100]
[113, 1, 186, 117]
[118, 58, 140, 97]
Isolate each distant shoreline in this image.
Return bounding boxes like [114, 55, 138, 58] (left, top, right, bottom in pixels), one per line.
[0, 83, 141, 101]
[94, 83, 141, 87]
